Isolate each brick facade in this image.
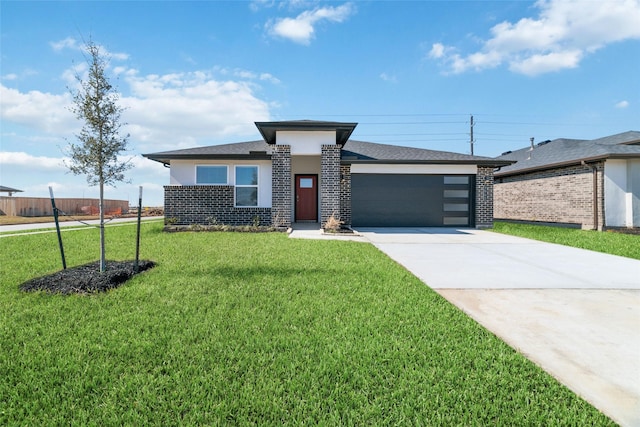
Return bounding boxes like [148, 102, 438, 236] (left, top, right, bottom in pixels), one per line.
[494, 162, 604, 229]
[475, 166, 494, 228]
[320, 145, 342, 227]
[164, 185, 271, 226]
[271, 145, 292, 228]
[339, 164, 352, 225]
[163, 145, 499, 229]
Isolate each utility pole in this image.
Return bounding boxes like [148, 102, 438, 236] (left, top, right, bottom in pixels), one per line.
[470, 114, 475, 156]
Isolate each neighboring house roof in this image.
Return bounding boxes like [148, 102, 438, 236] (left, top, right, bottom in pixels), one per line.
[495, 131, 640, 177]
[144, 139, 511, 167]
[0, 185, 23, 195]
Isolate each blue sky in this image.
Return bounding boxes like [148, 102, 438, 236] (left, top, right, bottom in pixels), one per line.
[2, 0, 639, 206]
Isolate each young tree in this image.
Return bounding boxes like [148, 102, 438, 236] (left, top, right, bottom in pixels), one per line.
[67, 40, 131, 272]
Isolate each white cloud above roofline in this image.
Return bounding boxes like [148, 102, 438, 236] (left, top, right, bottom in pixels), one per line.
[429, 0, 640, 76]
[1, 53, 278, 152]
[615, 100, 630, 109]
[265, 2, 355, 45]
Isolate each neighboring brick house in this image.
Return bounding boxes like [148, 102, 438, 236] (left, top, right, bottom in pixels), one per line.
[494, 131, 640, 230]
[143, 120, 511, 229]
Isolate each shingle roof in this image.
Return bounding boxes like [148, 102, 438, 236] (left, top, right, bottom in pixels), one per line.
[495, 131, 640, 176]
[143, 140, 272, 164]
[342, 140, 509, 165]
[144, 139, 512, 166]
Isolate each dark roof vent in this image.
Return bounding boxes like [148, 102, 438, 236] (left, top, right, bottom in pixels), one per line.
[501, 150, 512, 156]
[537, 140, 551, 146]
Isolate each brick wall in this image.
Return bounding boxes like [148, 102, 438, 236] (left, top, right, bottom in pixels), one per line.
[494, 162, 604, 229]
[164, 185, 271, 226]
[339, 164, 352, 225]
[475, 166, 494, 228]
[321, 145, 341, 226]
[271, 145, 292, 228]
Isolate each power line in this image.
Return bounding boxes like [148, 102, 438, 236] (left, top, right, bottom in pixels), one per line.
[359, 121, 465, 125]
[356, 132, 468, 137]
[274, 113, 469, 117]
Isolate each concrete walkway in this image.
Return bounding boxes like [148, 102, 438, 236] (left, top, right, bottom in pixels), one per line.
[292, 225, 640, 426]
[355, 227, 640, 427]
[288, 223, 366, 242]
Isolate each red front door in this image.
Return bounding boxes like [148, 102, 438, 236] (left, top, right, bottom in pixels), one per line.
[295, 175, 318, 222]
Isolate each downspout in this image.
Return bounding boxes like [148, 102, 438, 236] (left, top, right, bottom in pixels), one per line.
[582, 161, 599, 230]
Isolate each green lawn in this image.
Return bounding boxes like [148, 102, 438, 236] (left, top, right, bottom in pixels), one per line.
[493, 221, 640, 260]
[0, 223, 614, 425]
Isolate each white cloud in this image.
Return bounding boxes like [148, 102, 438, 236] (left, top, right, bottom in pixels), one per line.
[121, 69, 272, 151]
[50, 37, 79, 51]
[509, 50, 583, 76]
[0, 151, 66, 170]
[428, 43, 446, 59]
[267, 2, 355, 45]
[2, 62, 276, 152]
[250, 0, 275, 12]
[259, 73, 281, 84]
[2, 74, 18, 81]
[120, 155, 167, 176]
[379, 72, 397, 83]
[615, 100, 630, 108]
[0, 85, 76, 134]
[0, 151, 168, 205]
[430, 0, 640, 75]
[50, 37, 129, 61]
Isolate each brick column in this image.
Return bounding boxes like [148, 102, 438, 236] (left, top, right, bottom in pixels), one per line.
[271, 145, 291, 228]
[475, 166, 494, 228]
[339, 164, 351, 225]
[321, 145, 341, 227]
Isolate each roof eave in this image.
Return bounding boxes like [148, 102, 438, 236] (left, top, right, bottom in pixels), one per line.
[494, 153, 640, 177]
[342, 159, 514, 167]
[255, 120, 358, 146]
[143, 153, 272, 165]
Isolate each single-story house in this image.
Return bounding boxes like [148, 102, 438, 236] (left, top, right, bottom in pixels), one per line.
[143, 120, 512, 229]
[494, 131, 640, 230]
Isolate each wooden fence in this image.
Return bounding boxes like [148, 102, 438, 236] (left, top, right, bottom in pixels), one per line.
[0, 197, 129, 217]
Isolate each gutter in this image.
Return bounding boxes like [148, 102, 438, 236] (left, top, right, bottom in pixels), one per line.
[581, 160, 599, 230]
[342, 159, 514, 167]
[142, 153, 272, 166]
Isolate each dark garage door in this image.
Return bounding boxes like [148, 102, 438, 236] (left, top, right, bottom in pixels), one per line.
[351, 174, 473, 227]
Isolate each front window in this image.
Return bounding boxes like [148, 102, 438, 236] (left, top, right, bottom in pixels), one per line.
[196, 165, 227, 185]
[235, 166, 258, 207]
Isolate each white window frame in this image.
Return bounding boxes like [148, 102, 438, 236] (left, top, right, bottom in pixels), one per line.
[234, 165, 259, 207]
[195, 165, 228, 185]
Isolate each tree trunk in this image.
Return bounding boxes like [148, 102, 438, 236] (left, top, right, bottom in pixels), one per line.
[99, 180, 106, 273]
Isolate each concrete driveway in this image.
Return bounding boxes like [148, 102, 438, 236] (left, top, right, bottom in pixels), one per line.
[356, 227, 640, 427]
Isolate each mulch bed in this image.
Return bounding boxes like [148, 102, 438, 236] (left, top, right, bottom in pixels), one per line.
[20, 260, 156, 295]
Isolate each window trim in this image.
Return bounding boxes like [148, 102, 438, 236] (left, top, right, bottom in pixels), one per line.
[195, 165, 228, 185]
[234, 165, 259, 207]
